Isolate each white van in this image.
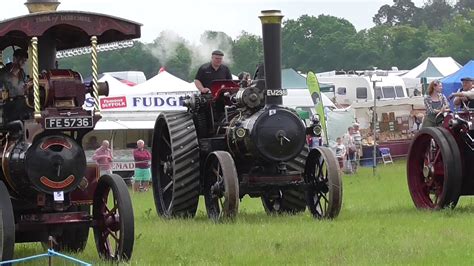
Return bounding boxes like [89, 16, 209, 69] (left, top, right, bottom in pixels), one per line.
[318, 74, 408, 106]
[104, 71, 147, 85]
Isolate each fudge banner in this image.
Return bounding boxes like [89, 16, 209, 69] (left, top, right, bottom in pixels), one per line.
[83, 93, 193, 111]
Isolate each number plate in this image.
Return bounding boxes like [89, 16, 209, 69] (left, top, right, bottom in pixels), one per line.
[45, 117, 93, 129]
[266, 89, 288, 96]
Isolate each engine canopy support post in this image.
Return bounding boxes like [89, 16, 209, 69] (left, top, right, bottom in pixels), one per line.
[91, 36, 100, 116]
[31, 37, 41, 119]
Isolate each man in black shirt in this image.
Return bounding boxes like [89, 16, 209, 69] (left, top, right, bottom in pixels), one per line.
[194, 50, 232, 94]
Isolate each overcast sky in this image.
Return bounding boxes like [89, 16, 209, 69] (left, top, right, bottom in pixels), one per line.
[4, 0, 426, 44]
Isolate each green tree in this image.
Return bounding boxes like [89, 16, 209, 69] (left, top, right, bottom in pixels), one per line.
[373, 0, 420, 26]
[455, 0, 474, 17]
[432, 11, 474, 64]
[165, 43, 192, 80]
[231, 31, 263, 75]
[282, 15, 359, 72]
[419, 0, 455, 29]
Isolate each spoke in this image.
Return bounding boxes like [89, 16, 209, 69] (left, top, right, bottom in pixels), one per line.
[105, 206, 118, 218]
[163, 181, 173, 192]
[320, 193, 329, 204]
[316, 160, 324, 179]
[106, 227, 120, 241]
[313, 193, 321, 207]
[161, 136, 171, 149]
[432, 149, 441, 164]
[315, 198, 323, 217]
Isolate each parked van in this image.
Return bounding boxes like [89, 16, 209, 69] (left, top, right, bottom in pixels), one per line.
[104, 71, 147, 85]
[317, 73, 408, 107]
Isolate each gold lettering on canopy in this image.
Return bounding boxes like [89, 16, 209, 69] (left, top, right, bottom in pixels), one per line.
[35, 15, 92, 24]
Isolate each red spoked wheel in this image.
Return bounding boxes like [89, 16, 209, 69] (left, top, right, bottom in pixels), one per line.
[93, 174, 134, 261]
[407, 127, 462, 209]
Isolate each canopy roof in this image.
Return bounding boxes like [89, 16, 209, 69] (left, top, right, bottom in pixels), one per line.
[402, 57, 461, 79]
[282, 68, 333, 91]
[0, 11, 141, 50]
[281, 68, 336, 108]
[133, 71, 198, 93]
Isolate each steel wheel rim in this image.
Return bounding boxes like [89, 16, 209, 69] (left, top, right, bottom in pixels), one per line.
[305, 147, 342, 219]
[204, 152, 239, 222]
[153, 118, 174, 215]
[207, 158, 225, 220]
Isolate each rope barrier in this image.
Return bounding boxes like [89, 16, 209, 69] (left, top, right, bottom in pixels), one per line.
[0, 249, 91, 266]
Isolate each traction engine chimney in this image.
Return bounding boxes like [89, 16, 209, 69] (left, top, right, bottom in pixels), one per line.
[25, 0, 60, 13]
[259, 10, 284, 106]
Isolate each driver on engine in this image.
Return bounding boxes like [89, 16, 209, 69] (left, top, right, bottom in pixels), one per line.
[450, 77, 474, 106]
[194, 50, 232, 94]
[0, 49, 31, 123]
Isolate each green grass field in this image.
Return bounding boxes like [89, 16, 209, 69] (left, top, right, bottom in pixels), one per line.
[13, 160, 474, 265]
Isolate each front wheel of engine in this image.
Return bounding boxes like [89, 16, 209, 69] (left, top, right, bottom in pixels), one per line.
[203, 151, 239, 222]
[304, 147, 343, 219]
[93, 174, 134, 261]
[407, 127, 462, 209]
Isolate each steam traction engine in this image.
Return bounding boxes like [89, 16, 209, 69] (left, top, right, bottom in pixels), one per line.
[407, 110, 474, 210]
[0, 0, 140, 261]
[151, 10, 343, 221]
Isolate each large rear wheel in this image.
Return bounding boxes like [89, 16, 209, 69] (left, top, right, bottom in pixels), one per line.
[93, 174, 134, 261]
[407, 127, 462, 209]
[151, 112, 201, 218]
[304, 147, 343, 219]
[0, 181, 15, 261]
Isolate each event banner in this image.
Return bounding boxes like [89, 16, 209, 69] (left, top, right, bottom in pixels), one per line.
[83, 92, 195, 111]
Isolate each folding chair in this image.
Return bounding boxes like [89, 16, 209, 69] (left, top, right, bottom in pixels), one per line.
[379, 147, 393, 164]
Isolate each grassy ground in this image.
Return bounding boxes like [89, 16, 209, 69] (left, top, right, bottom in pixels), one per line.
[13, 160, 474, 265]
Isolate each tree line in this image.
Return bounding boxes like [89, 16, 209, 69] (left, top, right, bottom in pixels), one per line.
[60, 0, 473, 82]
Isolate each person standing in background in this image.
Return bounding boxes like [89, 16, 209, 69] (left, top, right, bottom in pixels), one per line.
[351, 123, 362, 172]
[92, 140, 113, 176]
[133, 139, 152, 192]
[334, 137, 346, 175]
[342, 127, 356, 174]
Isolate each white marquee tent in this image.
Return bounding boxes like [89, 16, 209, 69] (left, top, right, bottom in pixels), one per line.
[132, 71, 198, 94]
[99, 74, 134, 96]
[402, 57, 461, 90]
